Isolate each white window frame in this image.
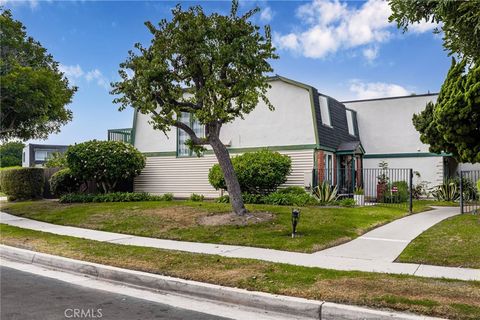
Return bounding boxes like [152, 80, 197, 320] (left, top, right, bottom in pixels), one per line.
[319, 96, 332, 127]
[323, 152, 334, 183]
[177, 112, 205, 157]
[346, 110, 355, 136]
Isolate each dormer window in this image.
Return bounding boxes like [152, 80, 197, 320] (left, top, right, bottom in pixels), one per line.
[346, 110, 355, 136]
[319, 96, 331, 127]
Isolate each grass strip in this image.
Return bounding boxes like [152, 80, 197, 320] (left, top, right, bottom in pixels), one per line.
[0, 223, 478, 320]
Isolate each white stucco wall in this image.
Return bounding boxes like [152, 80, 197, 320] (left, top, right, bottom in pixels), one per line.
[344, 95, 438, 154]
[22, 145, 29, 167]
[363, 157, 444, 188]
[133, 79, 316, 153]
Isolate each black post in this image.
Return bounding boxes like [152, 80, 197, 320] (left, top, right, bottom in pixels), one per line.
[409, 169, 413, 213]
[460, 171, 464, 214]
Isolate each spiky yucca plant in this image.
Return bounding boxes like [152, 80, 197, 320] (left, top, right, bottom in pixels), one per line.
[313, 182, 338, 205]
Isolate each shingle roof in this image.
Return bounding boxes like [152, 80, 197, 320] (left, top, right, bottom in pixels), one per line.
[268, 75, 362, 152]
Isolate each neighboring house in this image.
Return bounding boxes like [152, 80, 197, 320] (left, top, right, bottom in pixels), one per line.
[109, 75, 479, 198]
[22, 144, 68, 167]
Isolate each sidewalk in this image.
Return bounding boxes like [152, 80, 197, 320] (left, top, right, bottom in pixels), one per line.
[1, 207, 478, 281]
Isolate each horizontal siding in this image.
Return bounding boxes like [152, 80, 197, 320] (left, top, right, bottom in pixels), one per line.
[134, 149, 314, 198]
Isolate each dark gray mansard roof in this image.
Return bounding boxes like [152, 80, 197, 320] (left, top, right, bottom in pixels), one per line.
[312, 88, 361, 151]
[268, 75, 362, 152]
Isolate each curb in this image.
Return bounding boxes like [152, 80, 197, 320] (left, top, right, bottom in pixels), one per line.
[0, 245, 442, 320]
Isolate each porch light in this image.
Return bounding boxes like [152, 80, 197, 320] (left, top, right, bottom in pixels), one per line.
[291, 209, 300, 238]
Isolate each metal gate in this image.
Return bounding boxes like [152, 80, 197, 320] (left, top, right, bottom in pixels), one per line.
[460, 170, 480, 214]
[314, 167, 413, 212]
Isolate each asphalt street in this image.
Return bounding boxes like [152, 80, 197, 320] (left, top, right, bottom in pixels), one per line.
[0, 266, 230, 320]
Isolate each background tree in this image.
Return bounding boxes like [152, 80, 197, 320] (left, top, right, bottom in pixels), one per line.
[389, 0, 480, 163]
[413, 59, 480, 163]
[389, 0, 480, 62]
[111, 1, 277, 215]
[0, 9, 76, 141]
[0, 141, 24, 167]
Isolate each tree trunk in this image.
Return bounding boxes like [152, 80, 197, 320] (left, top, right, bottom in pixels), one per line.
[209, 136, 247, 215]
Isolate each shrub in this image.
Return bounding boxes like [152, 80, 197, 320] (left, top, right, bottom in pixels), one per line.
[216, 195, 230, 203]
[277, 186, 307, 195]
[312, 182, 338, 205]
[263, 192, 317, 206]
[49, 168, 80, 196]
[337, 198, 356, 207]
[163, 193, 174, 201]
[431, 181, 459, 201]
[477, 179, 480, 196]
[44, 152, 67, 168]
[383, 181, 409, 203]
[66, 140, 145, 193]
[189, 193, 204, 202]
[208, 150, 291, 195]
[354, 187, 364, 195]
[59, 192, 171, 203]
[241, 192, 265, 204]
[0, 167, 44, 200]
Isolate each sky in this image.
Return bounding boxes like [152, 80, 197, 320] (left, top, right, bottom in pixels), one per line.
[2, 0, 451, 146]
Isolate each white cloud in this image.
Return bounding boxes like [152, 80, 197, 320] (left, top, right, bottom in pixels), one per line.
[349, 80, 410, 99]
[362, 46, 378, 62]
[0, 0, 39, 9]
[409, 20, 440, 33]
[260, 6, 274, 23]
[86, 69, 109, 89]
[276, 0, 436, 60]
[59, 64, 109, 90]
[59, 64, 84, 81]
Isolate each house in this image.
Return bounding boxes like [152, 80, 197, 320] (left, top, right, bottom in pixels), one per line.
[22, 144, 68, 167]
[109, 75, 479, 198]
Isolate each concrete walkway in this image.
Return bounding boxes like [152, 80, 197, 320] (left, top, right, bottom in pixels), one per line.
[1, 207, 479, 281]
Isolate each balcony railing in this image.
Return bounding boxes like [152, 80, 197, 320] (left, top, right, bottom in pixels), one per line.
[108, 128, 132, 144]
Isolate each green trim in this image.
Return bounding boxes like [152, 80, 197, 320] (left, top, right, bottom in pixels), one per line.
[317, 145, 336, 152]
[309, 88, 320, 146]
[143, 151, 177, 157]
[144, 144, 317, 157]
[364, 152, 451, 159]
[131, 109, 138, 146]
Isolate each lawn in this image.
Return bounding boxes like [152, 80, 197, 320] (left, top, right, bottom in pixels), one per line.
[397, 213, 480, 268]
[0, 224, 478, 320]
[1, 199, 455, 253]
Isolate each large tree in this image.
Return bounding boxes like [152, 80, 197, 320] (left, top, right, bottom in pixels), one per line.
[0, 9, 76, 141]
[112, 1, 277, 215]
[389, 0, 480, 163]
[413, 58, 480, 163]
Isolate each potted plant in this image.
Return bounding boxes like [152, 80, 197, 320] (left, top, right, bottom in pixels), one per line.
[354, 187, 365, 206]
[376, 161, 389, 203]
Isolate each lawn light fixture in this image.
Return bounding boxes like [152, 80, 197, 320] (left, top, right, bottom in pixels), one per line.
[291, 209, 300, 238]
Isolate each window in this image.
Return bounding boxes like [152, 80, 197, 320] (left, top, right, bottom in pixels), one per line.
[346, 110, 355, 136]
[177, 112, 205, 157]
[319, 96, 331, 127]
[323, 153, 333, 183]
[35, 150, 48, 161]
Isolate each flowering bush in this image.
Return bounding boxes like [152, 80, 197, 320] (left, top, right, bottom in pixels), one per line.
[66, 140, 145, 193]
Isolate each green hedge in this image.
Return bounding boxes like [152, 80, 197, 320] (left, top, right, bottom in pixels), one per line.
[208, 149, 291, 195]
[59, 192, 173, 203]
[0, 167, 44, 200]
